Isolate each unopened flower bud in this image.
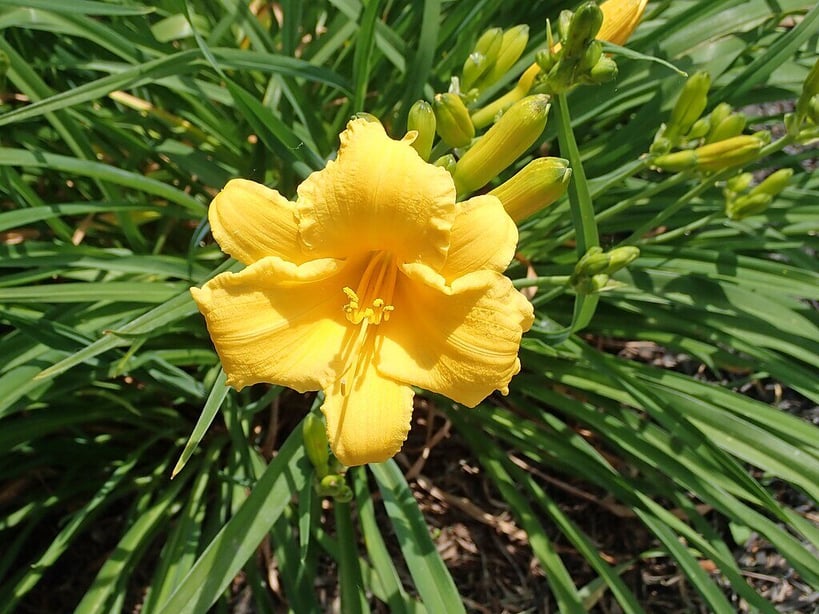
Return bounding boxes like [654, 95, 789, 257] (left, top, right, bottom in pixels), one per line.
[303, 412, 329, 478]
[461, 28, 503, 91]
[335, 485, 354, 503]
[725, 172, 754, 194]
[320, 474, 346, 496]
[685, 117, 711, 140]
[598, 0, 649, 46]
[407, 100, 436, 160]
[666, 72, 711, 144]
[489, 157, 571, 221]
[433, 92, 475, 148]
[433, 153, 457, 174]
[579, 40, 604, 73]
[574, 246, 610, 276]
[479, 25, 530, 90]
[654, 135, 763, 173]
[796, 59, 819, 121]
[588, 55, 618, 84]
[453, 94, 551, 195]
[562, 2, 604, 59]
[726, 193, 772, 220]
[706, 113, 747, 143]
[606, 246, 640, 272]
[753, 168, 793, 197]
[708, 102, 732, 128]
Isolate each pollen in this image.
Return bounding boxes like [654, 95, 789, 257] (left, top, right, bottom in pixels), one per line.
[342, 251, 397, 325]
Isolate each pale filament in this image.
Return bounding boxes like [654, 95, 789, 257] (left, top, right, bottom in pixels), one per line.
[337, 251, 398, 395]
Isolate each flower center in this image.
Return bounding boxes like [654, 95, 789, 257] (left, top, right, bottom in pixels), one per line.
[336, 251, 398, 396]
[342, 251, 397, 325]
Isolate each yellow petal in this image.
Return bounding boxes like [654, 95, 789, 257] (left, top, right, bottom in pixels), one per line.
[322, 349, 414, 466]
[439, 194, 518, 283]
[191, 257, 351, 391]
[377, 264, 534, 406]
[599, 0, 649, 46]
[209, 178, 304, 265]
[296, 119, 456, 268]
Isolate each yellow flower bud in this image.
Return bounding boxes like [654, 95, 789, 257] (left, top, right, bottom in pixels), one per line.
[453, 94, 551, 195]
[303, 412, 330, 478]
[654, 135, 763, 173]
[598, 0, 649, 46]
[461, 27, 503, 91]
[433, 92, 475, 148]
[471, 63, 541, 130]
[479, 25, 530, 89]
[407, 100, 436, 161]
[489, 157, 571, 221]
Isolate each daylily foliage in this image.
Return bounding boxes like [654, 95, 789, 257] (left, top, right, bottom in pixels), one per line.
[192, 120, 533, 466]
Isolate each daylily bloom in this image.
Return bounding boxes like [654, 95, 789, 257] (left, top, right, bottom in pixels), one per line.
[191, 119, 534, 466]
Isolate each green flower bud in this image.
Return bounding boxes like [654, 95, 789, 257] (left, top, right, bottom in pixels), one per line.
[666, 71, 711, 144]
[433, 153, 457, 174]
[796, 58, 819, 120]
[407, 100, 436, 161]
[579, 40, 604, 73]
[725, 172, 754, 194]
[606, 246, 640, 273]
[452, 94, 551, 195]
[461, 27, 503, 91]
[574, 246, 610, 277]
[708, 102, 732, 128]
[706, 113, 747, 143]
[726, 193, 772, 220]
[433, 92, 475, 148]
[320, 474, 346, 496]
[303, 413, 329, 478]
[479, 25, 530, 90]
[752, 168, 793, 198]
[563, 2, 604, 59]
[587, 55, 618, 84]
[489, 157, 571, 221]
[334, 486, 354, 503]
[654, 135, 763, 173]
[652, 149, 698, 172]
[685, 117, 711, 140]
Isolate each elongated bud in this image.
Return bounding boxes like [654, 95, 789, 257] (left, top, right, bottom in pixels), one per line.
[479, 25, 530, 89]
[453, 94, 551, 195]
[666, 71, 711, 144]
[708, 102, 732, 128]
[489, 157, 571, 221]
[685, 117, 711, 140]
[562, 2, 604, 59]
[471, 63, 541, 130]
[725, 172, 754, 194]
[796, 59, 819, 120]
[706, 113, 746, 143]
[726, 193, 772, 220]
[407, 100, 436, 161]
[754, 168, 793, 197]
[303, 413, 330, 478]
[598, 0, 649, 45]
[574, 246, 609, 277]
[461, 27, 503, 91]
[654, 135, 763, 172]
[433, 93, 475, 148]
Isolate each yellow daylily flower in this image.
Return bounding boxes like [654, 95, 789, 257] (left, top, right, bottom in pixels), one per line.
[191, 119, 534, 467]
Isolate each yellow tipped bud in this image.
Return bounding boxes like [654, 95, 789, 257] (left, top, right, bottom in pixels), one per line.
[489, 157, 571, 221]
[461, 27, 503, 91]
[725, 172, 754, 194]
[407, 100, 436, 161]
[479, 25, 530, 89]
[667, 71, 711, 143]
[754, 168, 793, 197]
[303, 413, 330, 478]
[706, 113, 747, 143]
[654, 135, 763, 173]
[453, 94, 551, 195]
[433, 93, 475, 148]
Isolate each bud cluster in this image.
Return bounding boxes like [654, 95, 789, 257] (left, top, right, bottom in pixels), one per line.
[650, 71, 769, 174]
[723, 168, 793, 221]
[571, 246, 640, 294]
